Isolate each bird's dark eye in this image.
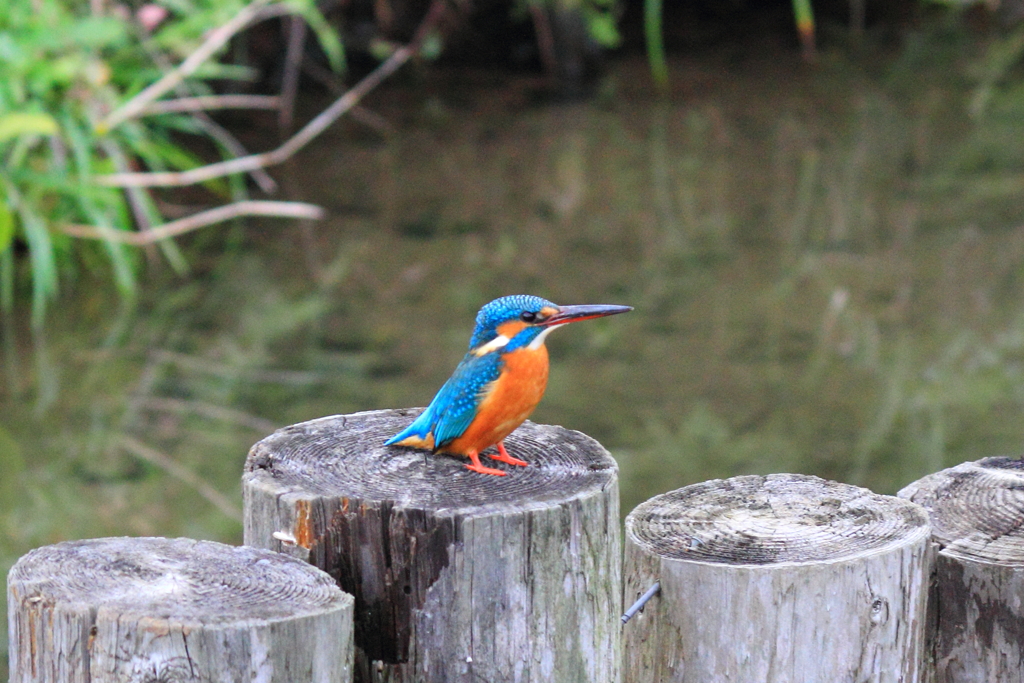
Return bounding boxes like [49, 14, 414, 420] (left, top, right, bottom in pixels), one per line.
[520, 311, 538, 323]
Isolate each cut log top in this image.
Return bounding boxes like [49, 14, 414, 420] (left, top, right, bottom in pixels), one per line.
[7, 536, 349, 623]
[898, 456, 1024, 565]
[245, 408, 618, 511]
[627, 474, 930, 565]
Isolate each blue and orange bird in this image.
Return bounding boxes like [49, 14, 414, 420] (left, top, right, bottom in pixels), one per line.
[385, 295, 632, 476]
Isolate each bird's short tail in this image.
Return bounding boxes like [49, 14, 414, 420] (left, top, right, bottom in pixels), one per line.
[384, 414, 436, 450]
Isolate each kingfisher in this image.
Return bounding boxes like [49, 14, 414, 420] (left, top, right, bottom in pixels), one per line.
[385, 295, 632, 476]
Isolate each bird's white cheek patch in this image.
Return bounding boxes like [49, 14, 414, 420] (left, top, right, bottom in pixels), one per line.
[473, 334, 511, 356]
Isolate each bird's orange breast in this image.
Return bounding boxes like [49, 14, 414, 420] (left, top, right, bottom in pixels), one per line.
[441, 345, 549, 456]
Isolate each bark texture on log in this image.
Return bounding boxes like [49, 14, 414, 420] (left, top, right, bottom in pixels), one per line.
[7, 536, 353, 683]
[623, 474, 932, 683]
[242, 408, 621, 683]
[899, 457, 1024, 683]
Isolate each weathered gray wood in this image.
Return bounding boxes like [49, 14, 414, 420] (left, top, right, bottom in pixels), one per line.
[899, 457, 1024, 683]
[7, 536, 354, 683]
[242, 408, 621, 683]
[623, 474, 932, 683]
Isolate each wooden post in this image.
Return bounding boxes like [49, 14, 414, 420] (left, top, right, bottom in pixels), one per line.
[898, 457, 1024, 683]
[623, 474, 932, 683]
[242, 408, 621, 683]
[7, 536, 353, 683]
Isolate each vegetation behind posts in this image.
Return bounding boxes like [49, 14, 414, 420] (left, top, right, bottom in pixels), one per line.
[0, 0, 342, 327]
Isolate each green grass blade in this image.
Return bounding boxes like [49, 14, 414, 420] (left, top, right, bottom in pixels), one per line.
[282, 0, 345, 73]
[644, 0, 668, 91]
[0, 181, 14, 256]
[62, 115, 139, 296]
[16, 201, 57, 329]
[0, 244, 13, 315]
[792, 0, 816, 59]
[103, 138, 189, 277]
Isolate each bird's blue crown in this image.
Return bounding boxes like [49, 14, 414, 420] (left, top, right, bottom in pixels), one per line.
[468, 295, 555, 350]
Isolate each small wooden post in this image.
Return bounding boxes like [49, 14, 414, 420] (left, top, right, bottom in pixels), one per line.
[899, 457, 1024, 683]
[623, 474, 932, 683]
[243, 409, 621, 683]
[7, 536, 353, 683]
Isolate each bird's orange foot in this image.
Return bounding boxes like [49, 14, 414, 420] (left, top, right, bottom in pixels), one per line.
[466, 449, 507, 476]
[486, 441, 529, 467]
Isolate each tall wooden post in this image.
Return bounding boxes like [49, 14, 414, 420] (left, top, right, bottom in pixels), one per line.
[899, 457, 1024, 683]
[623, 474, 932, 683]
[243, 409, 621, 683]
[7, 537, 353, 683]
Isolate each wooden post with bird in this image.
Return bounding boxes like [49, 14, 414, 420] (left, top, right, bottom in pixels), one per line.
[899, 457, 1024, 683]
[243, 295, 631, 683]
[7, 537, 354, 683]
[622, 474, 933, 683]
[244, 410, 621, 683]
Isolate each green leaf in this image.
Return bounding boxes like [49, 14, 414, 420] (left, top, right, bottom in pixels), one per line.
[0, 243, 13, 314]
[283, 0, 345, 73]
[585, 10, 621, 49]
[0, 112, 58, 143]
[644, 0, 668, 90]
[0, 182, 13, 254]
[16, 200, 57, 328]
[64, 16, 128, 50]
[419, 33, 443, 61]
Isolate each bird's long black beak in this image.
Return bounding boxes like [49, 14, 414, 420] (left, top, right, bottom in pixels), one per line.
[541, 304, 633, 326]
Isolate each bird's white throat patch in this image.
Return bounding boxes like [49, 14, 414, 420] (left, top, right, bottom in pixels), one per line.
[527, 324, 563, 350]
[473, 334, 510, 356]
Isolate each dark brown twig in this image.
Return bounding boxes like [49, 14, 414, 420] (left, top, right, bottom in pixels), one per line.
[279, 16, 308, 133]
[96, 0, 448, 188]
[529, 4, 559, 84]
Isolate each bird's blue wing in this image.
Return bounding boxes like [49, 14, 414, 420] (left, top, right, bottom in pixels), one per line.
[385, 352, 503, 450]
[430, 352, 503, 448]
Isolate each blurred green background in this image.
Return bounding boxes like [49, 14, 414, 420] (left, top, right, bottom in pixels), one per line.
[5, 0, 1024, 674]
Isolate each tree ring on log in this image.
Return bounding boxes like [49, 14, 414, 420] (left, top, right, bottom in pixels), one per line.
[8, 536, 353, 683]
[899, 456, 1024, 566]
[8, 536, 347, 622]
[627, 473, 930, 565]
[245, 408, 618, 511]
[898, 457, 1024, 682]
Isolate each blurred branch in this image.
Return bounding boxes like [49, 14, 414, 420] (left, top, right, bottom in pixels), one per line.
[300, 59, 395, 135]
[119, 435, 242, 521]
[58, 200, 325, 244]
[95, 0, 448, 188]
[138, 396, 278, 433]
[100, 138, 156, 254]
[100, 0, 290, 131]
[190, 113, 278, 193]
[139, 95, 282, 116]
[140, 42, 279, 193]
[152, 349, 327, 384]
